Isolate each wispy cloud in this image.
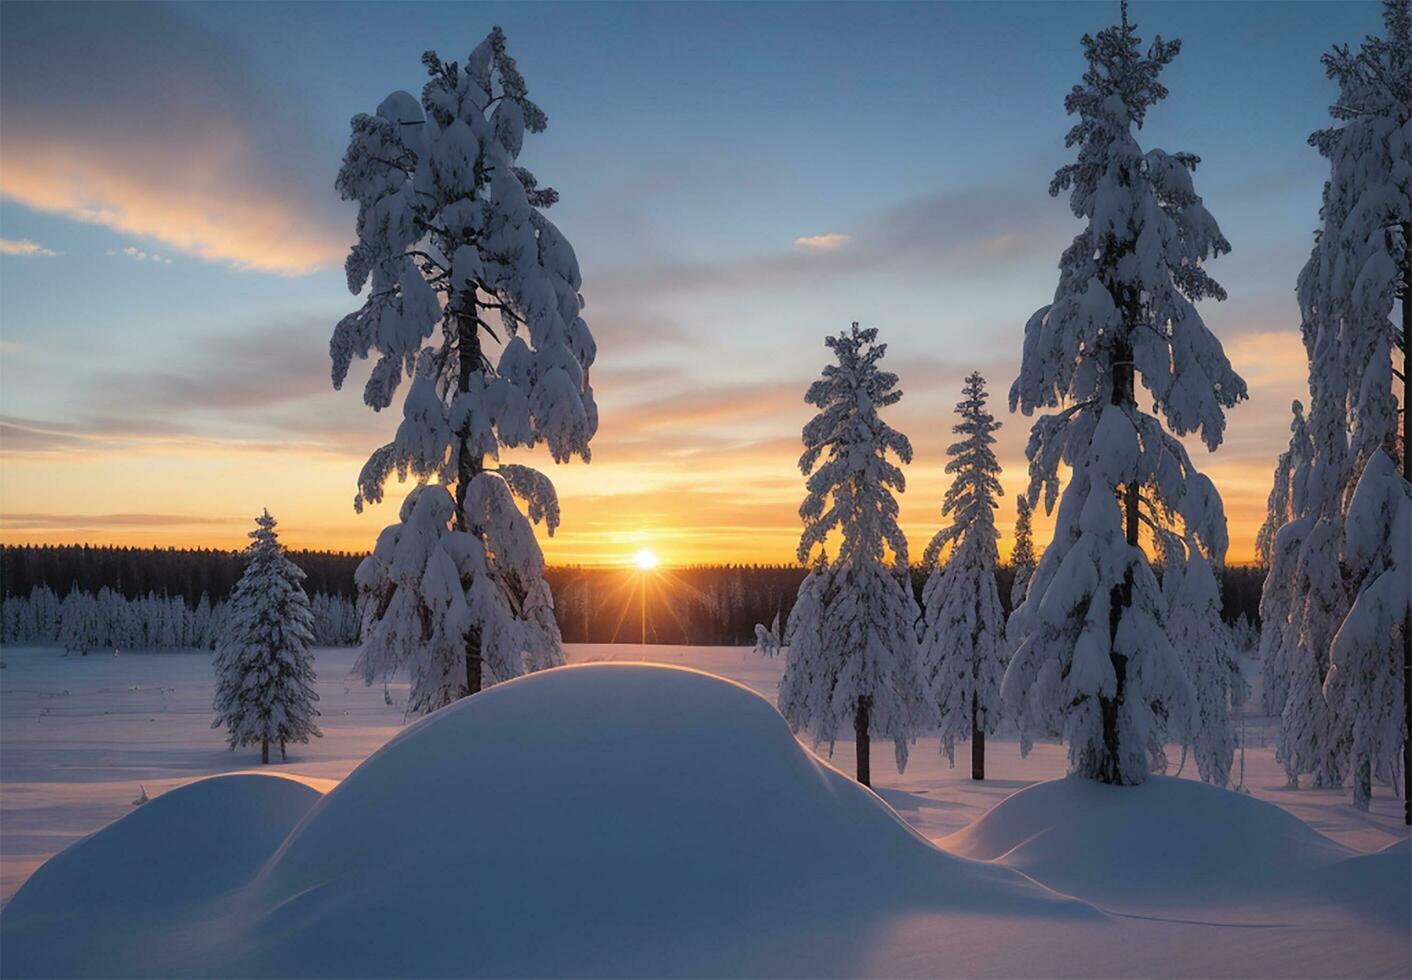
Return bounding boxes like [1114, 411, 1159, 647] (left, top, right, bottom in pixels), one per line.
[0, 237, 60, 257]
[109, 245, 173, 265]
[0, 4, 345, 275]
[794, 232, 851, 250]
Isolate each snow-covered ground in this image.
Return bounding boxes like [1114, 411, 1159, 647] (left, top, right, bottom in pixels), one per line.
[1, 644, 1408, 977]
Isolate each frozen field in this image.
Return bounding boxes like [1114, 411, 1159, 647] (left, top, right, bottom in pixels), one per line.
[1, 643, 1409, 978]
[1, 642, 1407, 909]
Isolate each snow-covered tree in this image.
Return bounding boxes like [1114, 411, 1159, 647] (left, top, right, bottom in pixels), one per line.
[1255, 401, 1311, 568]
[1159, 533, 1245, 786]
[1002, 4, 1245, 785]
[774, 323, 927, 785]
[919, 372, 1007, 778]
[333, 29, 597, 713]
[1265, 0, 1411, 808]
[59, 587, 99, 655]
[1010, 494, 1037, 608]
[211, 511, 321, 764]
[1325, 454, 1410, 807]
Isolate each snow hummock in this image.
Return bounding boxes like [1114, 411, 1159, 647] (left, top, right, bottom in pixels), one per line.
[3, 773, 322, 977]
[2, 664, 1089, 978]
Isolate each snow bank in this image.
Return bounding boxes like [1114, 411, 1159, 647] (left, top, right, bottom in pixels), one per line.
[2, 773, 322, 977]
[941, 775, 1407, 919]
[2, 664, 1085, 978]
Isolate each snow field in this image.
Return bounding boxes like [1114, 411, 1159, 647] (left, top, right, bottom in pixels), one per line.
[1, 645, 1408, 978]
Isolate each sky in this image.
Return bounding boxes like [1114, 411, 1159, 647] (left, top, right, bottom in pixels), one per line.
[0, 0, 1385, 567]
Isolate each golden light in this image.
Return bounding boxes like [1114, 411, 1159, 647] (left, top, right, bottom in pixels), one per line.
[633, 547, 659, 571]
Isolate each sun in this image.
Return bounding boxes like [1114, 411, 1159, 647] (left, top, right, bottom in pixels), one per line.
[633, 547, 659, 571]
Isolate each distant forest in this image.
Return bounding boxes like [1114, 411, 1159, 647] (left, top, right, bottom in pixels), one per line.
[0, 545, 1266, 647]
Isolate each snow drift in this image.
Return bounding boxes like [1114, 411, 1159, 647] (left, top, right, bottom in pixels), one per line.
[2, 664, 1087, 978]
[942, 775, 1410, 924]
[2, 773, 322, 977]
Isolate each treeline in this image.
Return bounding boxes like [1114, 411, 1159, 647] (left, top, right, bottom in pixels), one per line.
[0, 544, 362, 605]
[1, 545, 1265, 649]
[0, 586, 359, 652]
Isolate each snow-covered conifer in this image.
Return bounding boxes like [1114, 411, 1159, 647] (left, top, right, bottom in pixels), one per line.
[333, 30, 594, 713]
[1255, 401, 1311, 568]
[1159, 532, 1245, 786]
[1265, 0, 1411, 806]
[776, 323, 927, 785]
[1003, 4, 1245, 785]
[59, 588, 99, 655]
[211, 511, 321, 764]
[919, 372, 1007, 778]
[1010, 494, 1037, 608]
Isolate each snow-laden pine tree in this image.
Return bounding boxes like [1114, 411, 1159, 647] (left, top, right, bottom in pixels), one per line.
[1158, 531, 1246, 786]
[919, 372, 1007, 779]
[1265, 0, 1411, 807]
[1325, 454, 1410, 808]
[1010, 494, 1037, 608]
[332, 29, 596, 714]
[1002, 4, 1245, 785]
[776, 323, 927, 786]
[1255, 401, 1311, 568]
[211, 511, 321, 764]
[1301, 0, 1412, 814]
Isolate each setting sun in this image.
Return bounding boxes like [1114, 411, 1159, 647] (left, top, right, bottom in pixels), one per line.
[633, 548, 659, 571]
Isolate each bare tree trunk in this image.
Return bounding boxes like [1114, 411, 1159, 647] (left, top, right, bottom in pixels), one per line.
[454, 291, 485, 698]
[971, 694, 985, 781]
[261, 739, 269, 765]
[855, 695, 872, 787]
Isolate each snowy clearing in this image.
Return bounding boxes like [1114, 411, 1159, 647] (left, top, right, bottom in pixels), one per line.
[1, 645, 1408, 978]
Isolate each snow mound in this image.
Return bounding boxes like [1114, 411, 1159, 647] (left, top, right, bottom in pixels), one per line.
[2, 773, 322, 977]
[940, 775, 1402, 913]
[2, 665, 1086, 978]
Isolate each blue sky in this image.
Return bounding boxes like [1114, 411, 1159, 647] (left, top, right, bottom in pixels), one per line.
[0, 1, 1383, 563]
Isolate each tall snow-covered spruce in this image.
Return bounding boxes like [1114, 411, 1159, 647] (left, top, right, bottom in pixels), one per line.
[331, 30, 596, 715]
[919, 372, 1007, 779]
[211, 511, 320, 764]
[1003, 3, 1246, 785]
[1296, 0, 1410, 815]
[766, 323, 928, 786]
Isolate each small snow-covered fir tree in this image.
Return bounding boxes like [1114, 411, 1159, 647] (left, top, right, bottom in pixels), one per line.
[211, 511, 321, 764]
[776, 323, 927, 785]
[1003, 4, 1245, 785]
[1010, 494, 1037, 608]
[919, 372, 1007, 779]
[59, 588, 99, 655]
[333, 29, 597, 713]
[1255, 401, 1311, 568]
[1159, 531, 1245, 786]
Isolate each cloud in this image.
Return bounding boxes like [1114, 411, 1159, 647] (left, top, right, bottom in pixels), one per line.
[0, 512, 243, 530]
[794, 233, 851, 250]
[0, 4, 346, 275]
[109, 245, 173, 265]
[593, 185, 1066, 300]
[0, 237, 60, 257]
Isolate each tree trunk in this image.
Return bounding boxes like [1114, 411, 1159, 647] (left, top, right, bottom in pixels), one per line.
[1401, 222, 1410, 825]
[280, 741, 287, 763]
[454, 291, 485, 698]
[261, 739, 269, 765]
[1100, 291, 1138, 786]
[971, 695, 985, 781]
[855, 695, 872, 787]
[1354, 756, 1372, 811]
